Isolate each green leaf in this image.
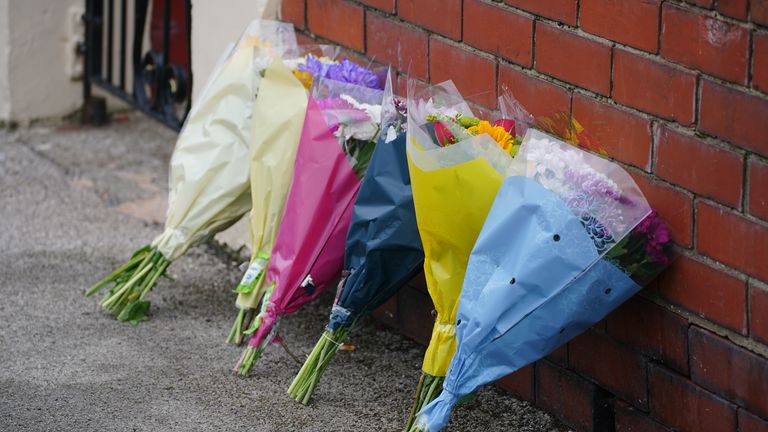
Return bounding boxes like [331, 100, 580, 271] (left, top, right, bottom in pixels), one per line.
[117, 300, 151, 325]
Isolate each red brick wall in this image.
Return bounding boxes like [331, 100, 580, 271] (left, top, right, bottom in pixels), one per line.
[279, 1, 768, 430]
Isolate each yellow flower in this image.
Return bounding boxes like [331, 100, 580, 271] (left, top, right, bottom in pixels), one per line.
[467, 121, 516, 154]
[293, 70, 313, 89]
[240, 35, 271, 50]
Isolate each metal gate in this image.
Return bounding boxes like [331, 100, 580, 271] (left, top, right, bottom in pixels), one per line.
[82, 0, 192, 131]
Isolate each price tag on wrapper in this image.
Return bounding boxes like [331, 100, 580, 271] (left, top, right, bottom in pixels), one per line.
[235, 251, 269, 294]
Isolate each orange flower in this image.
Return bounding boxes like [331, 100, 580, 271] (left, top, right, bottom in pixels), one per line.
[467, 120, 516, 154]
[293, 70, 313, 89]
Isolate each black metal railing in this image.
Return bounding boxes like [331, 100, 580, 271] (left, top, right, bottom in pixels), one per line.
[82, 0, 192, 131]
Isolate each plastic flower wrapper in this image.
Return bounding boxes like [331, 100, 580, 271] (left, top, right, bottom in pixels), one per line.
[86, 20, 298, 323]
[402, 80, 533, 429]
[286, 86, 420, 404]
[234, 67, 389, 375]
[411, 130, 673, 432]
[226, 46, 341, 346]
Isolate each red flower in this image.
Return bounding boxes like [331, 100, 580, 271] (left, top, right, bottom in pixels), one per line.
[434, 121, 458, 147]
[493, 118, 516, 136]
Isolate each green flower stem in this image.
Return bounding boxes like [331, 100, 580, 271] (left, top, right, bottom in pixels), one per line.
[287, 326, 351, 405]
[404, 373, 445, 432]
[87, 246, 171, 322]
[137, 258, 170, 300]
[227, 308, 250, 345]
[100, 262, 152, 309]
[236, 346, 263, 376]
[287, 333, 327, 396]
[85, 250, 149, 297]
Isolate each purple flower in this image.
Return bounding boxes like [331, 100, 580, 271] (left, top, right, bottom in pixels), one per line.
[635, 211, 671, 264]
[299, 55, 383, 90]
[326, 59, 383, 89]
[298, 54, 333, 79]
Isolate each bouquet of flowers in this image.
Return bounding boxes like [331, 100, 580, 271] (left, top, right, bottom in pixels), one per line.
[234, 65, 390, 375]
[86, 20, 297, 323]
[402, 80, 533, 429]
[226, 47, 340, 345]
[287, 91, 422, 404]
[411, 129, 672, 431]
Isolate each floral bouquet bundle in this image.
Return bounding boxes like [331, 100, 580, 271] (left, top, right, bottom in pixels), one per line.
[411, 130, 672, 432]
[234, 66, 390, 375]
[226, 48, 342, 345]
[287, 91, 422, 404]
[402, 80, 534, 429]
[86, 20, 298, 323]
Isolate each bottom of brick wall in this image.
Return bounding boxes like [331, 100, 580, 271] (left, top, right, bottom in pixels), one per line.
[372, 283, 768, 432]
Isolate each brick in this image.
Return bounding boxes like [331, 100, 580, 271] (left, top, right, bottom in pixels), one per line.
[649, 364, 737, 432]
[366, 14, 428, 80]
[572, 95, 651, 169]
[580, 0, 660, 53]
[593, 320, 607, 332]
[398, 0, 461, 40]
[696, 201, 768, 282]
[547, 345, 568, 366]
[535, 23, 611, 95]
[337, 48, 371, 68]
[357, 0, 394, 12]
[407, 270, 427, 294]
[607, 297, 689, 374]
[716, 0, 748, 20]
[690, 327, 768, 419]
[307, 0, 364, 52]
[661, 5, 749, 84]
[750, 281, 768, 345]
[537, 361, 609, 432]
[397, 284, 434, 345]
[371, 293, 399, 329]
[657, 255, 747, 333]
[749, 158, 768, 221]
[429, 38, 497, 109]
[740, 409, 768, 432]
[504, 0, 577, 25]
[754, 2, 768, 27]
[628, 170, 694, 247]
[498, 65, 571, 118]
[616, 402, 672, 432]
[699, 80, 768, 157]
[295, 33, 318, 46]
[655, 126, 744, 207]
[684, 0, 713, 7]
[496, 364, 534, 402]
[754, 33, 768, 94]
[463, 0, 533, 67]
[280, 0, 305, 29]
[613, 49, 696, 124]
[570, 330, 648, 409]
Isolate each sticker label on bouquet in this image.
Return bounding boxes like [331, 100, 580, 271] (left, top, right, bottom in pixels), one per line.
[235, 253, 269, 294]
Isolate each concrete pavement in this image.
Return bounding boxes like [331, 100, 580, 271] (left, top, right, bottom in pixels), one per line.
[0, 115, 568, 432]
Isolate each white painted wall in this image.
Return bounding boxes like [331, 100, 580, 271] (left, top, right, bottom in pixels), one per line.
[189, 0, 278, 99]
[3, 0, 83, 122]
[0, 0, 12, 121]
[0, 0, 282, 123]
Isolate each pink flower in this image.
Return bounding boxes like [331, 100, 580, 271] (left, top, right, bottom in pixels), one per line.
[636, 211, 671, 265]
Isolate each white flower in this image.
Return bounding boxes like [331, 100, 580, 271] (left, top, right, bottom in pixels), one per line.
[340, 94, 382, 123]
